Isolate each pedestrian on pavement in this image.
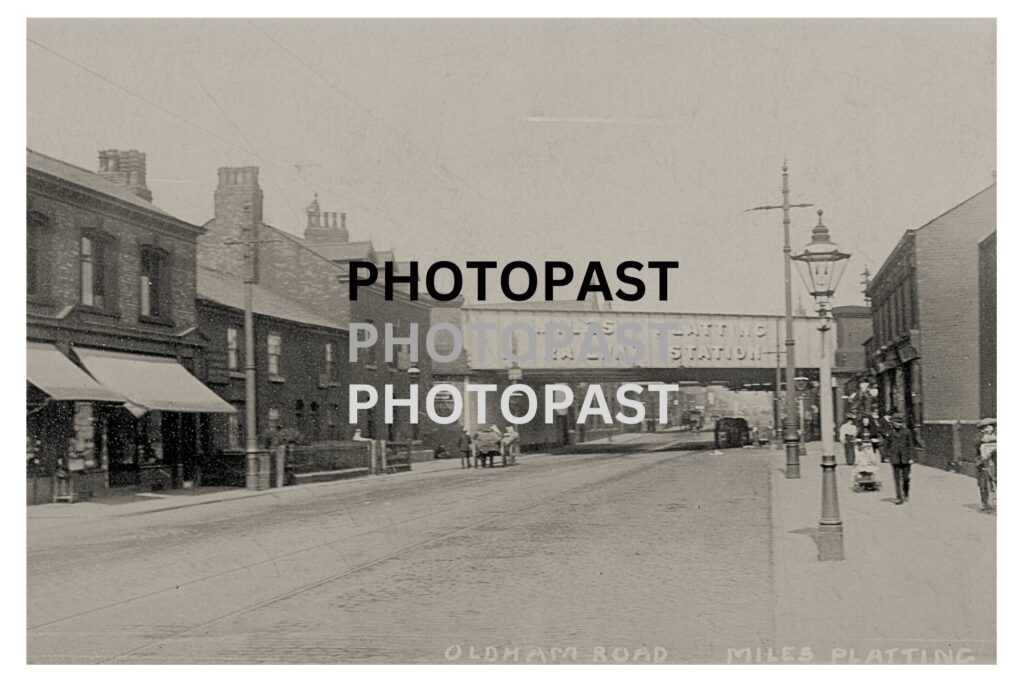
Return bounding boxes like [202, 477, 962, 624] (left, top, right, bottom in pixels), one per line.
[888, 413, 915, 505]
[458, 427, 474, 469]
[839, 414, 857, 465]
[976, 418, 997, 512]
[877, 412, 894, 464]
[852, 415, 882, 489]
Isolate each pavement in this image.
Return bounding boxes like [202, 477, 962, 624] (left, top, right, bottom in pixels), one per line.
[769, 443, 996, 664]
[25, 435, 996, 664]
[27, 452, 476, 522]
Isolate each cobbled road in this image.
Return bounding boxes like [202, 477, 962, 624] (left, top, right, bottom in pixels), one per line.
[28, 450, 774, 664]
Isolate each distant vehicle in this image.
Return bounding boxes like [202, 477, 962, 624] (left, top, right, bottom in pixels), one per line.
[715, 417, 751, 449]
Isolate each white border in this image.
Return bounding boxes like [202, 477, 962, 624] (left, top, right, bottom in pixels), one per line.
[5, 4, 1017, 683]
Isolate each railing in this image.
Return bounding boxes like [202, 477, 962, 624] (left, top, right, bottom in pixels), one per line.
[287, 442, 373, 475]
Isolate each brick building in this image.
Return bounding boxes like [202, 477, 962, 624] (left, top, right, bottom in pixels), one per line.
[27, 149, 233, 503]
[978, 232, 996, 420]
[196, 266, 349, 452]
[299, 195, 469, 448]
[866, 183, 996, 468]
[831, 305, 872, 417]
[196, 169, 453, 451]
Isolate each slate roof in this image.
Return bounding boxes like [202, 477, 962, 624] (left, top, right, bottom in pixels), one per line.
[304, 240, 376, 263]
[197, 266, 347, 332]
[27, 148, 173, 218]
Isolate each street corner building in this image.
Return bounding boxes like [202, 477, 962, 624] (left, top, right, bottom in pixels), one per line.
[865, 182, 996, 472]
[27, 149, 235, 503]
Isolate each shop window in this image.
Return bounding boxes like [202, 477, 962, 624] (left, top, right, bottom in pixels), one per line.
[227, 410, 241, 450]
[227, 327, 239, 371]
[81, 232, 116, 311]
[141, 411, 164, 464]
[268, 332, 282, 376]
[140, 246, 170, 320]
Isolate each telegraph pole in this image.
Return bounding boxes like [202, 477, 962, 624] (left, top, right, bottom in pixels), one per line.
[223, 204, 284, 490]
[748, 162, 815, 478]
[860, 266, 872, 305]
[242, 206, 259, 490]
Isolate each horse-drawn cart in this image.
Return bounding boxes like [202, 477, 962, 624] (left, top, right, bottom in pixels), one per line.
[474, 430, 506, 467]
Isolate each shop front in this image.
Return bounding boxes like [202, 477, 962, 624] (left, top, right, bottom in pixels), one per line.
[27, 342, 123, 503]
[26, 343, 235, 503]
[872, 341, 923, 437]
[74, 347, 235, 490]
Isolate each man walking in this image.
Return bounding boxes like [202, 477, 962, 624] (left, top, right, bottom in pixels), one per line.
[888, 413, 914, 505]
[458, 427, 474, 469]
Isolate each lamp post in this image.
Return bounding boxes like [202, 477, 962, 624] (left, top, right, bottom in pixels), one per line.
[749, 163, 815, 478]
[795, 376, 810, 456]
[792, 209, 850, 561]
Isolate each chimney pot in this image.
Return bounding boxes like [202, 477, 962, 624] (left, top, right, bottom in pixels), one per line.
[98, 149, 152, 201]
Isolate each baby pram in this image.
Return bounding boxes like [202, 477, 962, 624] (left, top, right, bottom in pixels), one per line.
[852, 440, 881, 491]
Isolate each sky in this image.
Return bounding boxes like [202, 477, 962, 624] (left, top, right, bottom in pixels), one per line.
[26, 18, 996, 315]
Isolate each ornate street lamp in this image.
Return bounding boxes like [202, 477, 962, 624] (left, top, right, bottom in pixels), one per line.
[792, 210, 850, 561]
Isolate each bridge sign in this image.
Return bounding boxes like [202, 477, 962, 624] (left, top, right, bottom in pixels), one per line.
[462, 307, 822, 371]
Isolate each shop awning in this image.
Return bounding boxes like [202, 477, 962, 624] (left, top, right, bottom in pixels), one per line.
[27, 342, 122, 401]
[75, 348, 236, 413]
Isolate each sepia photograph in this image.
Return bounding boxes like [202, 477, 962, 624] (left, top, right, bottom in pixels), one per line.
[21, 13, 998, 666]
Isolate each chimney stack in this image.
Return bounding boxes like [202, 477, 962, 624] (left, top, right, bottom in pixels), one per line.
[302, 200, 349, 243]
[98, 149, 152, 202]
[214, 166, 263, 224]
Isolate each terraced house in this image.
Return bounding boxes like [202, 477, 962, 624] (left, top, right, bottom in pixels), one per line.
[26, 149, 234, 503]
